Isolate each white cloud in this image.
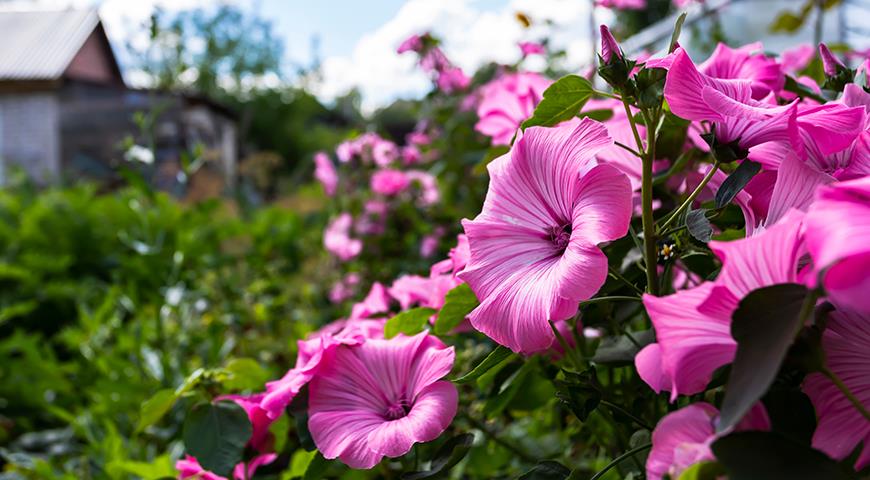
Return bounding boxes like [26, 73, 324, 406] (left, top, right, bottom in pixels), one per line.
[313, 0, 611, 112]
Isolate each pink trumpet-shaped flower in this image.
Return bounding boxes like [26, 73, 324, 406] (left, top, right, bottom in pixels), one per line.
[599, 25, 622, 63]
[647, 403, 770, 480]
[459, 119, 632, 354]
[260, 319, 383, 420]
[665, 48, 797, 151]
[637, 211, 806, 399]
[475, 72, 551, 146]
[314, 152, 338, 196]
[350, 282, 392, 320]
[307, 332, 457, 469]
[803, 308, 870, 470]
[806, 177, 870, 312]
[324, 213, 363, 261]
[699, 42, 784, 99]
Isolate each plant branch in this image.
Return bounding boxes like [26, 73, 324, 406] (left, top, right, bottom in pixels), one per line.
[608, 266, 644, 296]
[580, 296, 642, 306]
[640, 109, 659, 296]
[657, 160, 720, 233]
[589, 443, 652, 480]
[600, 400, 654, 431]
[614, 141, 643, 158]
[821, 367, 870, 423]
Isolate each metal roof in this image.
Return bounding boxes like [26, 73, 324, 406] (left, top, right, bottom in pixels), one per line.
[0, 9, 101, 81]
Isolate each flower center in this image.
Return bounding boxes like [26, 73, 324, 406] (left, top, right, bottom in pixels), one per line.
[549, 223, 572, 251]
[384, 398, 412, 420]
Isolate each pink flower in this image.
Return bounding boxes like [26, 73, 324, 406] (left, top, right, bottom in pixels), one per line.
[373, 140, 399, 167]
[313, 151, 338, 196]
[459, 119, 632, 354]
[637, 211, 806, 399]
[260, 318, 384, 420]
[819, 43, 846, 77]
[475, 72, 551, 146]
[406, 131, 431, 146]
[397, 34, 423, 54]
[596, 0, 646, 9]
[176, 454, 277, 480]
[371, 169, 410, 196]
[324, 213, 363, 261]
[350, 282, 392, 320]
[647, 403, 770, 480]
[407, 170, 440, 206]
[436, 66, 470, 93]
[806, 177, 870, 312]
[357, 199, 389, 236]
[420, 234, 440, 258]
[518, 41, 545, 57]
[594, 99, 646, 189]
[329, 273, 360, 303]
[802, 309, 870, 470]
[780, 44, 815, 75]
[699, 42, 784, 99]
[308, 332, 457, 469]
[389, 275, 433, 310]
[665, 48, 797, 152]
[792, 103, 867, 180]
[401, 145, 422, 165]
[599, 25, 623, 63]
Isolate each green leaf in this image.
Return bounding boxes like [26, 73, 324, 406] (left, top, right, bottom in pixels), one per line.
[474, 145, 510, 175]
[782, 75, 827, 103]
[714, 160, 761, 209]
[135, 389, 177, 433]
[677, 461, 727, 480]
[669, 12, 688, 53]
[577, 108, 615, 122]
[554, 368, 601, 422]
[686, 209, 713, 243]
[222, 358, 270, 391]
[591, 330, 654, 365]
[521, 75, 593, 128]
[182, 401, 253, 477]
[434, 284, 479, 335]
[302, 453, 333, 480]
[712, 431, 853, 479]
[384, 307, 436, 338]
[283, 449, 317, 479]
[401, 433, 474, 479]
[518, 461, 572, 480]
[769, 12, 805, 33]
[717, 284, 809, 432]
[484, 358, 535, 417]
[110, 455, 176, 480]
[453, 345, 516, 384]
[0, 300, 38, 326]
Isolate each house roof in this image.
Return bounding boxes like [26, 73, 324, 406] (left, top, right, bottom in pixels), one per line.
[0, 9, 117, 82]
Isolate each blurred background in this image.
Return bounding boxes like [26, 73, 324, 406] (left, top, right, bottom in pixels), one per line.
[0, 0, 867, 478]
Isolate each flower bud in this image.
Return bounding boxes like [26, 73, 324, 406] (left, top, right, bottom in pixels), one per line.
[597, 25, 634, 90]
[818, 43, 845, 77]
[599, 25, 622, 63]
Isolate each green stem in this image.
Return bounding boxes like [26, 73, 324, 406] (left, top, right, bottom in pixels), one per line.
[621, 97, 644, 153]
[600, 400, 654, 431]
[580, 296, 642, 306]
[641, 110, 660, 296]
[614, 140, 643, 158]
[657, 161, 720, 233]
[589, 444, 653, 480]
[608, 266, 644, 296]
[821, 367, 870, 423]
[593, 89, 622, 100]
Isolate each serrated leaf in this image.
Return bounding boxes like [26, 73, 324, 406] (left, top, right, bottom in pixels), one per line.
[384, 307, 436, 339]
[182, 401, 252, 477]
[717, 284, 808, 433]
[402, 433, 474, 479]
[435, 283, 479, 335]
[715, 160, 761, 209]
[453, 345, 516, 384]
[712, 431, 852, 479]
[522, 75, 593, 128]
[686, 209, 713, 243]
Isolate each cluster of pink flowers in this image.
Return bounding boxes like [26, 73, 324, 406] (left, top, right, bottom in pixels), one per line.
[397, 33, 470, 94]
[315, 130, 441, 265]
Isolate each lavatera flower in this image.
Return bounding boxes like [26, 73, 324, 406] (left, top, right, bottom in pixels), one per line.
[459, 118, 632, 354]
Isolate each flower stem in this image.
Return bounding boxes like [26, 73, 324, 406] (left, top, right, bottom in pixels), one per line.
[821, 367, 870, 423]
[657, 160, 720, 233]
[608, 266, 644, 296]
[600, 400, 654, 431]
[621, 97, 644, 154]
[641, 110, 659, 296]
[580, 296, 642, 306]
[589, 443, 652, 480]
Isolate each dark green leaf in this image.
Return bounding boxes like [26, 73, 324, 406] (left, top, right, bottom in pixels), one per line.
[669, 12, 687, 53]
[783, 75, 827, 103]
[522, 75, 593, 128]
[717, 284, 809, 432]
[635, 68, 667, 109]
[591, 330, 654, 365]
[402, 433, 474, 479]
[712, 431, 853, 479]
[182, 401, 252, 477]
[303, 452, 333, 480]
[715, 160, 761, 209]
[435, 283, 479, 335]
[554, 368, 602, 422]
[384, 307, 436, 339]
[686, 209, 713, 243]
[653, 111, 689, 159]
[453, 345, 516, 384]
[484, 359, 535, 417]
[517, 461, 571, 480]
